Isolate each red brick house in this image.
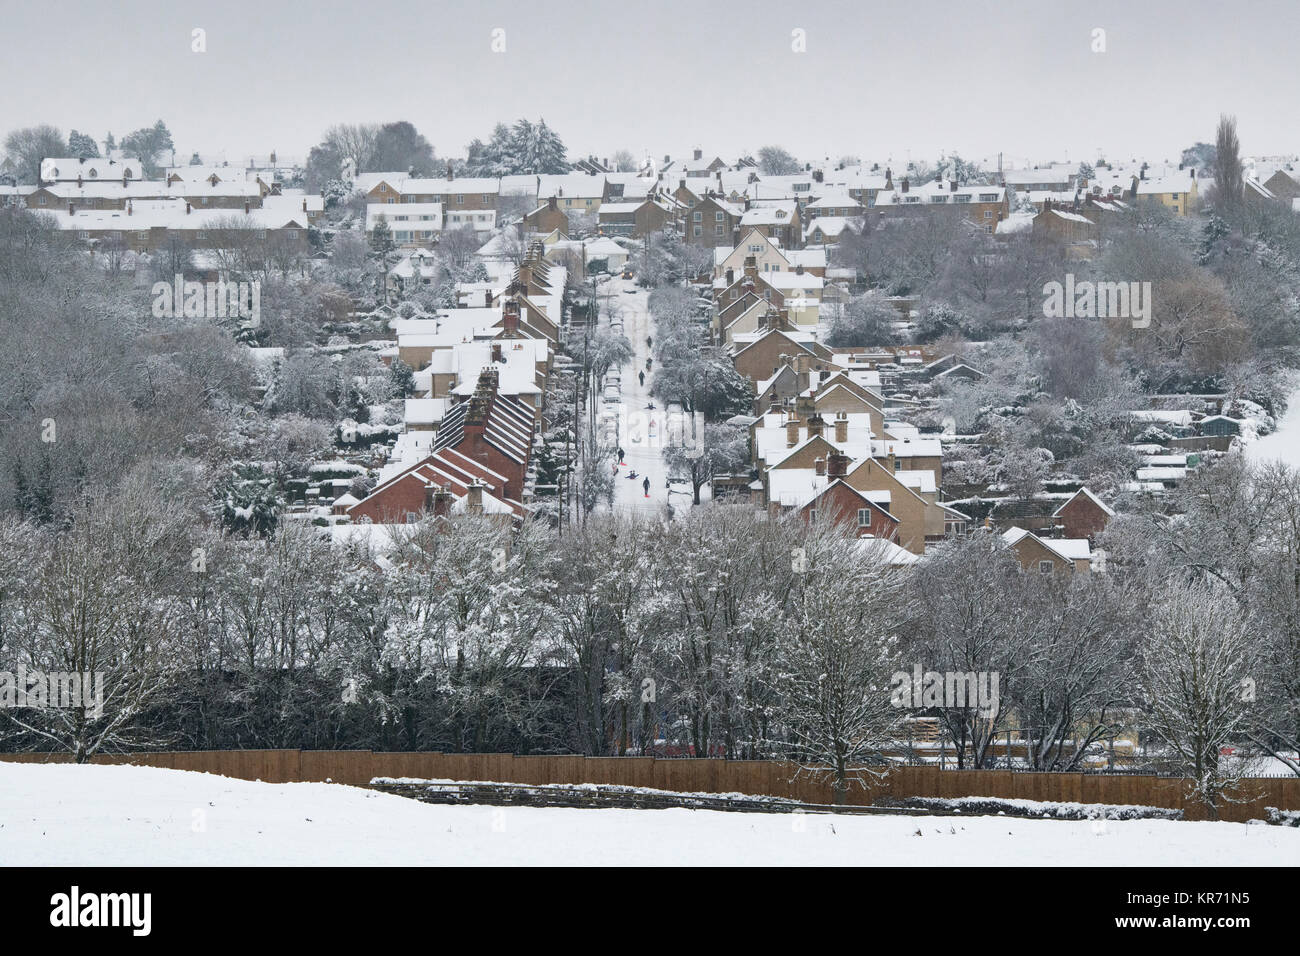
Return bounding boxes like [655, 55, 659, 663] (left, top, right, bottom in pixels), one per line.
[1052, 487, 1115, 542]
[347, 369, 535, 523]
[799, 479, 900, 542]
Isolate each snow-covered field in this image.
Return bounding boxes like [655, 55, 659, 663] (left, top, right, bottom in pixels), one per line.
[1246, 382, 1300, 468]
[1, 764, 1295, 866]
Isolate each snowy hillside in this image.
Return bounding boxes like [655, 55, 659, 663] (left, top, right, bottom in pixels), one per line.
[1, 764, 1294, 866]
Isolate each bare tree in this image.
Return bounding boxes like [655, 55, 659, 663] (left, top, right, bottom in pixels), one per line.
[1210, 114, 1244, 216]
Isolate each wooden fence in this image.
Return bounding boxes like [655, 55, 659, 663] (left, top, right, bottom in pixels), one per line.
[2, 750, 1296, 822]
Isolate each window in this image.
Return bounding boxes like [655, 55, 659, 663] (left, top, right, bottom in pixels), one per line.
[693, 225, 701, 236]
[715, 225, 724, 236]
[857, 509, 872, 527]
[715, 211, 723, 221]
[456, 195, 464, 204]
[978, 193, 999, 202]
[893, 459, 901, 472]
[954, 194, 971, 203]
[983, 210, 992, 218]
[693, 211, 702, 221]
[379, 183, 387, 192]
[287, 230, 297, 238]
[482, 194, 489, 201]
[195, 231, 206, 239]
[1038, 560, 1053, 574]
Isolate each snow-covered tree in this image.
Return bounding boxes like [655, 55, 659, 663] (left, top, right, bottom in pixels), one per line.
[767, 525, 907, 802]
[1137, 581, 1257, 818]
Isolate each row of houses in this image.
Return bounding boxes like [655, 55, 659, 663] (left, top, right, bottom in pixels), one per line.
[337, 247, 568, 525]
[3, 154, 325, 255]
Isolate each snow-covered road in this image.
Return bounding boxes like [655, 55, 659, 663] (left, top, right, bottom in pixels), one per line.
[2, 764, 1294, 866]
[598, 278, 692, 518]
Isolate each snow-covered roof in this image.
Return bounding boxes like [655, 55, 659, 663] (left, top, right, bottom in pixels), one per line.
[1051, 487, 1115, 518]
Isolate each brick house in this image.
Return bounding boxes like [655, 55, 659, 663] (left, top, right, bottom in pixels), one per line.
[1001, 527, 1092, 574]
[683, 192, 743, 246]
[800, 478, 900, 542]
[1051, 487, 1115, 542]
[347, 368, 535, 523]
[523, 195, 569, 235]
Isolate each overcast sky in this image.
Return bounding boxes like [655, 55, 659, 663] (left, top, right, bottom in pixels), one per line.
[3, 0, 1297, 170]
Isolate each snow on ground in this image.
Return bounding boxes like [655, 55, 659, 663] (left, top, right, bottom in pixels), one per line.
[2, 764, 1295, 866]
[1246, 381, 1300, 468]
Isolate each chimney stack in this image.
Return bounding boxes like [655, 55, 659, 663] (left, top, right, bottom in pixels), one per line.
[786, 412, 800, 448]
[901, 177, 910, 193]
[185, 202, 192, 215]
[429, 484, 454, 518]
[466, 480, 484, 515]
[834, 410, 848, 443]
[503, 297, 521, 335]
[827, 451, 849, 478]
[807, 412, 825, 439]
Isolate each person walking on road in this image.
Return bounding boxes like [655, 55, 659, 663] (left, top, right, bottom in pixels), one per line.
[639, 370, 645, 386]
[643, 476, 651, 498]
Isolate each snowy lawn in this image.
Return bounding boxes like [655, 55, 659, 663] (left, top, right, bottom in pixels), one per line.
[1, 763, 1295, 866]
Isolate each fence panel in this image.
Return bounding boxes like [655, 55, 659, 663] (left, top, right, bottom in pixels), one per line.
[2, 751, 1296, 821]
